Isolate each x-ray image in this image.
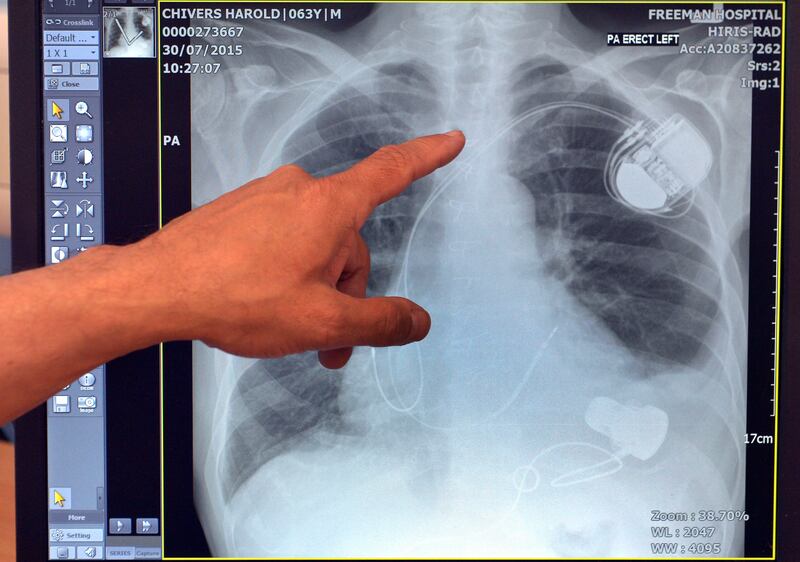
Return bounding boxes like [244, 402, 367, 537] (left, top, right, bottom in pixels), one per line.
[189, 3, 752, 557]
[103, 7, 156, 58]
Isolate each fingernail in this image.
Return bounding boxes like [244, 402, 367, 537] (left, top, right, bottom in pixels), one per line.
[445, 129, 463, 138]
[410, 307, 431, 341]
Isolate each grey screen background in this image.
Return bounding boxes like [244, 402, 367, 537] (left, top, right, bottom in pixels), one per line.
[188, 3, 752, 557]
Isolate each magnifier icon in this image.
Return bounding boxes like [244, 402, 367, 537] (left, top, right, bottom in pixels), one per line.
[75, 101, 93, 119]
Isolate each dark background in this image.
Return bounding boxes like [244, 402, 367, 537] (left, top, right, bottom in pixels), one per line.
[103, 54, 163, 532]
[775, 0, 800, 557]
[9, 0, 800, 560]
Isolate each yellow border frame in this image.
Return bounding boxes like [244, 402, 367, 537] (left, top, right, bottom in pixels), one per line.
[155, 1, 788, 559]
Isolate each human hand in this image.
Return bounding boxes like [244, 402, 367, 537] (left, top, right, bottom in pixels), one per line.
[138, 131, 466, 368]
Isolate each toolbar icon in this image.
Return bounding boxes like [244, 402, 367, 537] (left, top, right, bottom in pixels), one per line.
[76, 125, 93, 143]
[50, 200, 68, 218]
[76, 200, 95, 218]
[136, 518, 159, 534]
[76, 224, 95, 242]
[77, 396, 97, 409]
[79, 373, 95, 387]
[76, 172, 93, 189]
[51, 247, 68, 263]
[49, 488, 72, 510]
[50, 171, 68, 190]
[77, 149, 93, 166]
[50, 124, 68, 143]
[52, 396, 70, 414]
[109, 518, 132, 535]
[75, 101, 93, 119]
[48, 99, 70, 122]
[51, 148, 67, 165]
[50, 224, 68, 241]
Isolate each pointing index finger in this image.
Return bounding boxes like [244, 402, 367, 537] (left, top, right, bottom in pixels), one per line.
[331, 131, 466, 222]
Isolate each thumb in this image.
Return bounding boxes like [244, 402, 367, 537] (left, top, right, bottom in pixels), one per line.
[330, 294, 432, 349]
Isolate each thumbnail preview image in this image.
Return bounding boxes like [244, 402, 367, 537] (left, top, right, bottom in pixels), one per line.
[103, 7, 156, 58]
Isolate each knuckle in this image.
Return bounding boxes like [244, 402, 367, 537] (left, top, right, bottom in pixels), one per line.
[375, 145, 414, 182]
[315, 302, 348, 345]
[312, 175, 337, 195]
[416, 138, 444, 165]
[277, 163, 310, 179]
[381, 303, 413, 342]
[297, 179, 332, 210]
[362, 243, 371, 270]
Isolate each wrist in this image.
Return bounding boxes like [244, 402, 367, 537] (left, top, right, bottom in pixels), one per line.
[80, 240, 189, 347]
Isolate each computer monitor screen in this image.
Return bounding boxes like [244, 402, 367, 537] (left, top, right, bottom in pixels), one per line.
[11, 0, 795, 559]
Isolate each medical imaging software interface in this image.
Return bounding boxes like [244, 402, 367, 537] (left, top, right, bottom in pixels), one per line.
[40, 0, 786, 559]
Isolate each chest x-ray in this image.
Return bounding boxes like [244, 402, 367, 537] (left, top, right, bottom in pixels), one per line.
[190, 3, 751, 557]
[103, 7, 156, 58]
